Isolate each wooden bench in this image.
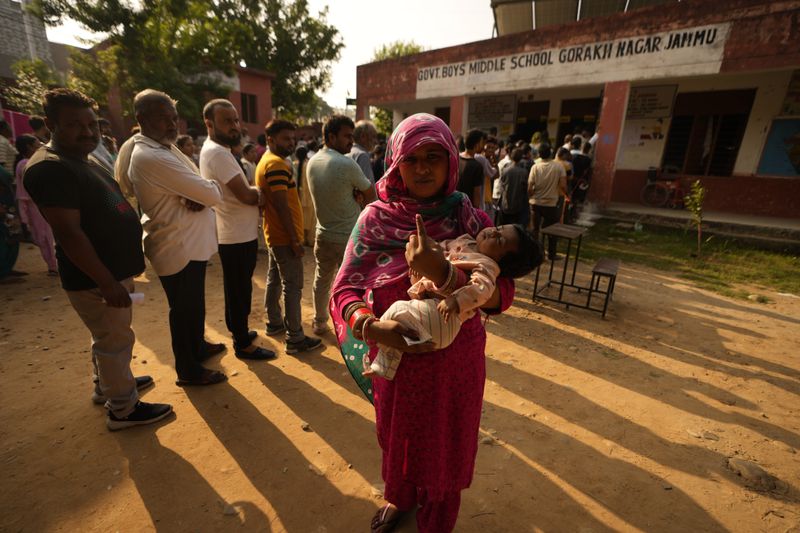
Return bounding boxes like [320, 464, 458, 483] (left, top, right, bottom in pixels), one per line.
[587, 258, 620, 318]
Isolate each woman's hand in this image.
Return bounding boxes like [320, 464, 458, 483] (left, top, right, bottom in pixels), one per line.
[366, 319, 436, 353]
[405, 214, 448, 285]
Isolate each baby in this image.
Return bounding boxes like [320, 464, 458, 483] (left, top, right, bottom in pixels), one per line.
[365, 223, 543, 380]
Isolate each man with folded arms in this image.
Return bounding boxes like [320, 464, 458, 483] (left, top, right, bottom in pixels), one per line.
[128, 89, 226, 386]
[200, 99, 274, 360]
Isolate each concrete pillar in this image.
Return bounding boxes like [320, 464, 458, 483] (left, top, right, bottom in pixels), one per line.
[590, 81, 629, 207]
[392, 110, 405, 130]
[356, 104, 369, 121]
[548, 98, 562, 146]
[449, 96, 467, 136]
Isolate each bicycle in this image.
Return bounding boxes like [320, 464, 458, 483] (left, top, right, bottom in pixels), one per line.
[640, 167, 687, 208]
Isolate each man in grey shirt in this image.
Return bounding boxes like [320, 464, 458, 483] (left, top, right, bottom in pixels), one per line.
[348, 120, 378, 184]
[307, 115, 376, 335]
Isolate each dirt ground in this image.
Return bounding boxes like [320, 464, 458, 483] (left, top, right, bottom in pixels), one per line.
[1, 243, 799, 533]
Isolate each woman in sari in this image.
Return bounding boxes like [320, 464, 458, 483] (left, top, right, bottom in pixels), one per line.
[295, 145, 316, 246]
[330, 114, 515, 532]
[15, 135, 57, 274]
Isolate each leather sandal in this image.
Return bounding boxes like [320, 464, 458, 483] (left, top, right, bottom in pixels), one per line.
[370, 504, 402, 533]
[175, 368, 227, 387]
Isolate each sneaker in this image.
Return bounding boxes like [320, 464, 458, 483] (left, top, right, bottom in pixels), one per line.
[286, 336, 322, 355]
[106, 401, 173, 431]
[266, 323, 286, 336]
[312, 320, 330, 336]
[92, 375, 155, 405]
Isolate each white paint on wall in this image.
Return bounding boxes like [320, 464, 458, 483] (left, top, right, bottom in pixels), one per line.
[615, 70, 794, 173]
[416, 23, 731, 99]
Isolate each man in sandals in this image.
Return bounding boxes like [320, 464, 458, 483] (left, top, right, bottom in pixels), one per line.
[23, 88, 172, 430]
[199, 99, 275, 361]
[128, 89, 227, 386]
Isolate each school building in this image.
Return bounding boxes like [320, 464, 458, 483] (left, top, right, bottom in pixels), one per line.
[355, 0, 800, 218]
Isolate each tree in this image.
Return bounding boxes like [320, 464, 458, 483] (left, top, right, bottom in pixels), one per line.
[370, 41, 424, 135]
[3, 60, 58, 115]
[224, 0, 343, 121]
[32, 0, 342, 121]
[67, 45, 120, 107]
[684, 180, 707, 257]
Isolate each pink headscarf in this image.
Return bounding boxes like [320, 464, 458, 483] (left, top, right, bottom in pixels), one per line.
[332, 113, 482, 297]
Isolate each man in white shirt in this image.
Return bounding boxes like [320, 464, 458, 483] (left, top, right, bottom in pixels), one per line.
[528, 143, 567, 261]
[128, 89, 227, 387]
[200, 99, 274, 360]
[0, 120, 18, 175]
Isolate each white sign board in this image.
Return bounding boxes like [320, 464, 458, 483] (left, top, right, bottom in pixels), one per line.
[627, 85, 676, 119]
[416, 23, 731, 99]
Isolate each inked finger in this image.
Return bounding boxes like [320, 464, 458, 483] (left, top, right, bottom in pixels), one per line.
[415, 214, 427, 240]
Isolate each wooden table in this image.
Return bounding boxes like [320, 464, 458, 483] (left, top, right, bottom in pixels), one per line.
[532, 223, 587, 304]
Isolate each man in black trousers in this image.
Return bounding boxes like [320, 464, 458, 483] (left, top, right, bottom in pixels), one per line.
[200, 99, 275, 360]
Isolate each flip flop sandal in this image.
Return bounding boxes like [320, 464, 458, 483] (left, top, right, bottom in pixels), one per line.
[175, 369, 227, 387]
[371, 504, 402, 533]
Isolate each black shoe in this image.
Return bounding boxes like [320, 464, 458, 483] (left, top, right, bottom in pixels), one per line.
[106, 401, 173, 431]
[235, 346, 277, 361]
[92, 375, 154, 405]
[175, 368, 227, 387]
[265, 324, 286, 336]
[285, 336, 322, 355]
[233, 331, 259, 351]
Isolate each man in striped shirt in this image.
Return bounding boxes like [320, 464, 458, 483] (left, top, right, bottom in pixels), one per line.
[256, 120, 321, 355]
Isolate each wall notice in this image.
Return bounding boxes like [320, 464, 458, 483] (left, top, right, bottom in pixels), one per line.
[416, 23, 731, 99]
[468, 95, 516, 125]
[627, 85, 676, 119]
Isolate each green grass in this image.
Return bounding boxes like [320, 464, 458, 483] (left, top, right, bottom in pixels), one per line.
[573, 220, 800, 300]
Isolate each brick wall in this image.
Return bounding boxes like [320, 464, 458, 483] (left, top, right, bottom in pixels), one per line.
[228, 68, 273, 135]
[356, 0, 800, 106]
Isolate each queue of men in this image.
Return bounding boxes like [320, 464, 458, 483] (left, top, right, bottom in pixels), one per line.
[19, 86, 594, 432]
[21, 87, 379, 431]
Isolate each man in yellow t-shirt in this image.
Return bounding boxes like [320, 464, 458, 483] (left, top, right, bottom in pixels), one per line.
[255, 120, 321, 354]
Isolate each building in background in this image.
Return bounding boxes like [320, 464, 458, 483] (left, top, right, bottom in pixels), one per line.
[0, 0, 54, 80]
[356, 0, 800, 218]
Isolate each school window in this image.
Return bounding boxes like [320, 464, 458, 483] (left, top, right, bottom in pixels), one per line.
[241, 93, 258, 123]
[661, 89, 755, 176]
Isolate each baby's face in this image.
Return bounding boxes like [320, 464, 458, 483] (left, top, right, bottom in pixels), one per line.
[476, 225, 519, 262]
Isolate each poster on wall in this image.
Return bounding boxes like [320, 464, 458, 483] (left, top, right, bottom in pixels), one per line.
[627, 85, 677, 119]
[757, 119, 800, 176]
[618, 118, 670, 169]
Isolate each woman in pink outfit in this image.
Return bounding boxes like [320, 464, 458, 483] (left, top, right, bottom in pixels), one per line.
[330, 114, 515, 533]
[15, 135, 57, 274]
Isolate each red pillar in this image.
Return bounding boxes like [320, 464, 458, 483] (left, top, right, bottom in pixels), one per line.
[356, 104, 369, 121]
[590, 81, 629, 207]
[449, 96, 466, 136]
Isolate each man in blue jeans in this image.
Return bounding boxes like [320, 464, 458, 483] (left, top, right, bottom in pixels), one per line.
[255, 119, 321, 354]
